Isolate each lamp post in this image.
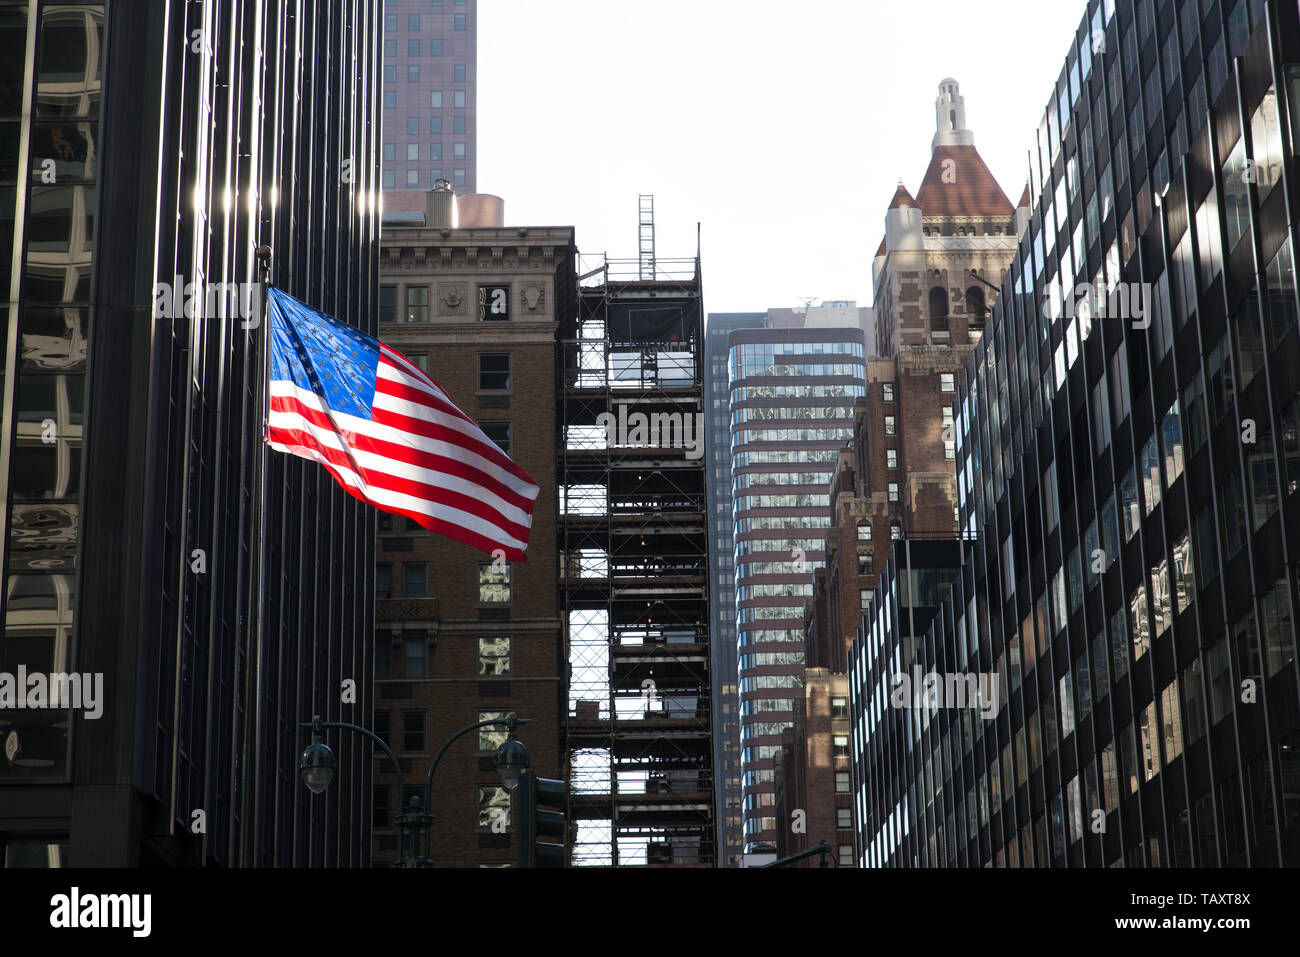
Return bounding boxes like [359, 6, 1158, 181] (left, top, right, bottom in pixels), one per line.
[297, 714, 531, 867]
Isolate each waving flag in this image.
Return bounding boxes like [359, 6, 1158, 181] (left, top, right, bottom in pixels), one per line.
[264, 287, 539, 560]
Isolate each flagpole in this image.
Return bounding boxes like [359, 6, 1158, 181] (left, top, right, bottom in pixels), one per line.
[245, 244, 272, 866]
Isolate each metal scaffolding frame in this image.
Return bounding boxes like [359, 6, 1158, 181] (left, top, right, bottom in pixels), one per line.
[558, 248, 715, 866]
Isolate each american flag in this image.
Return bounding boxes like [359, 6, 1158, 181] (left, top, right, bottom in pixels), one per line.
[264, 287, 539, 560]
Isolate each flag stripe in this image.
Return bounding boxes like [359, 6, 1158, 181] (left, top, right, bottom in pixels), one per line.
[265, 287, 539, 560]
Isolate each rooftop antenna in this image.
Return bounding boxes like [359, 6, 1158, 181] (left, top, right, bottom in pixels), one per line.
[799, 297, 819, 313]
[638, 194, 655, 280]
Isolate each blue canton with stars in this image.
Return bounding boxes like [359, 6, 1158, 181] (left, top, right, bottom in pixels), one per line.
[268, 287, 378, 419]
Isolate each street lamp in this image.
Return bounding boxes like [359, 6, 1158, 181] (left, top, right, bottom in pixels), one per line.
[494, 738, 530, 791]
[297, 713, 533, 867]
[299, 731, 336, 794]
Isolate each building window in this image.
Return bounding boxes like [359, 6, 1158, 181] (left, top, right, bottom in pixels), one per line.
[454, 63, 466, 82]
[384, 13, 397, 31]
[408, 14, 420, 30]
[376, 562, 393, 599]
[454, 168, 466, 187]
[454, 115, 466, 134]
[384, 38, 396, 58]
[430, 91, 442, 109]
[940, 373, 955, 392]
[407, 353, 429, 374]
[479, 353, 511, 391]
[477, 786, 510, 830]
[860, 589, 872, 610]
[890, 520, 902, 540]
[929, 286, 949, 333]
[373, 786, 391, 829]
[406, 116, 419, 135]
[408, 65, 419, 83]
[379, 286, 396, 323]
[479, 636, 512, 676]
[835, 771, 850, 793]
[454, 142, 466, 159]
[831, 697, 848, 719]
[430, 169, 443, 186]
[837, 808, 853, 829]
[454, 13, 466, 30]
[833, 735, 849, 757]
[478, 420, 511, 455]
[884, 415, 896, 435]
[429, 143, 442, 161]
[479, 563, 512, 603]
[858, 554, 872, 576]
[838, 844, 853, 866]
[382, 170, 395, 188]
[403, 637, 427, 678]
[407, 38, 420, 57]
[383, 91, 396, 109]
[402, 711, 425, 752]
[403, 563, 428, 599]
[406, 143, 419, 161]
[454, 89, 466, 108]
[888, 483, 899, 502]
[405, 169, 419, 188]
[383, 142, 396, 162]
[479, 711, 514, 751]
[430, 38, 443, 56]
[406, 285, 428, 322]
[882, 382, 894, 402]
[384, 65, 396, 83]
[886, 449, 898, 469]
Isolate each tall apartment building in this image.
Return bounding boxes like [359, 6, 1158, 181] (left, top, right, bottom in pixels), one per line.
[381, 0, 477, 214]
[372, 186, 575, 866]
[705, 311, 765, 868]
[0, 0, 381, 866]
[775, 81, 1021, 866]
[729, 315, 868, 854]
[851, 0, 1300, 868]
[560, 248, 714, 866]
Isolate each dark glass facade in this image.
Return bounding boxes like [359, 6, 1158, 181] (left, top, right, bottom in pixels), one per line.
[851, 0, 1300, 867]
[0, 0, 381, 866]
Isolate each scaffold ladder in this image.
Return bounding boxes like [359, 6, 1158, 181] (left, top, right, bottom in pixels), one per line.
[638, 194, 655, 280]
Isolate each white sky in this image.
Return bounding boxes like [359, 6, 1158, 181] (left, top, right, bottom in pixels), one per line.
[477, 0, 1089, 313]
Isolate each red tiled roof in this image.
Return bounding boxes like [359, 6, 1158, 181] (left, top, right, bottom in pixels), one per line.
[888, 180, 919, 209]
[914, 145, 1014, 218]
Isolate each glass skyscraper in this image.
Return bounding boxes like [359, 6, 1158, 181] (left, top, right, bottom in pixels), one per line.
[730, 326, 865, 852]
[850, 0, 1300, 867]
[0, 0, 381, 866]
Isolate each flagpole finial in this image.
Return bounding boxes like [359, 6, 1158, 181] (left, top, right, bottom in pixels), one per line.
[255, 244, 272, 282]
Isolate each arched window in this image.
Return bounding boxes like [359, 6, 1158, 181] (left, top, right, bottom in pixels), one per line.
[966, 285, 986, 322]
[929, 286, 949, 332]
[857, 519, 872, 541]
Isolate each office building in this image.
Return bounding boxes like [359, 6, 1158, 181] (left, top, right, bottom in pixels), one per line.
[851, 0, 1300, 867]
[729, 311, 868, 854]
[0, 0, 382, 866]
[705, 310, 765, 868]
[381, 0, 477, 214]
[777, 81, 1020, 864]
[371, 185, 575, 866]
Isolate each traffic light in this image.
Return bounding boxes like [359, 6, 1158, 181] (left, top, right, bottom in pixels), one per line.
[517, 769, 566, 867]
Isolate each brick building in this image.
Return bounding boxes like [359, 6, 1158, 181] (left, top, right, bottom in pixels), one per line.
[371, 186, 577, 866]
[775, 80, 1025, 865]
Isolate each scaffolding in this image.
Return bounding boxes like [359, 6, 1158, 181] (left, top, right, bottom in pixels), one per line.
[559, 246, 714, 866]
